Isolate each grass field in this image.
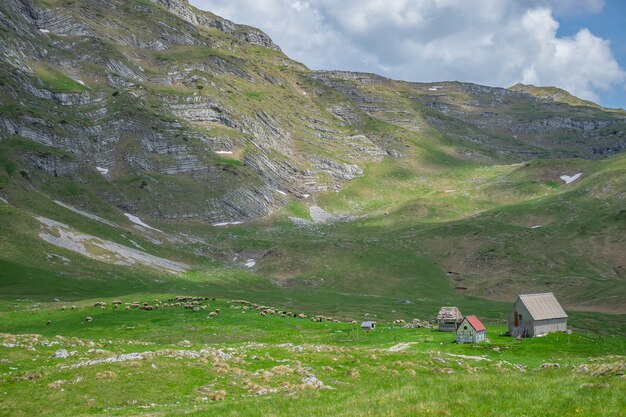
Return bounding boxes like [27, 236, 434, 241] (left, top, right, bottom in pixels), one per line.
[0, 296, 624, 417]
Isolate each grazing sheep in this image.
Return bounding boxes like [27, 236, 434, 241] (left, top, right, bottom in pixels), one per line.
[209, 390, 226, 401]
[46, 320, 51, 326]
[85, 316, 93, 322]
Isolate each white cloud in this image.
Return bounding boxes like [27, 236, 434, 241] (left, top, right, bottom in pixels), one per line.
[190, 0, 624, 104]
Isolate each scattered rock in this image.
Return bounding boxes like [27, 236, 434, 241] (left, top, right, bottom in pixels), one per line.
[53, 349, 69, 359]
[47, 380, 66, 389]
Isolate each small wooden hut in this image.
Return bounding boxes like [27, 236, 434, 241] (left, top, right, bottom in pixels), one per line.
[508, 292, 567, 337]
[361, 321, 376, 331]
[456, 315, 486, 344]
[437, 307, 463, 332]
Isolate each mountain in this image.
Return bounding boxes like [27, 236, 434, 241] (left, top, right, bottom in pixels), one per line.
[0, 0, 624, 315]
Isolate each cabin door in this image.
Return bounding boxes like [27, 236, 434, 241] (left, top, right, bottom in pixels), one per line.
[514, 311, 519, 327]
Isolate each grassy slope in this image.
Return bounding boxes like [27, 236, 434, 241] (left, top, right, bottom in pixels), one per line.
[0, 0, 624, 317]
[1, 152, 623, 337]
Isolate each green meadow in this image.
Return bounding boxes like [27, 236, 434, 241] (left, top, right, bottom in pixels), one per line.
[1, 296, 624, 417]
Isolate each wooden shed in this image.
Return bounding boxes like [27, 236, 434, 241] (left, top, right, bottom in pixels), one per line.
[508, 292, 567, 337]
[361, 321, 376, 331]
[456, 315, 486, 344]
[437, 307, 463, 332]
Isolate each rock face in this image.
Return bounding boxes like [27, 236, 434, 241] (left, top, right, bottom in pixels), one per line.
[0, 0, 624, 224]
[149, 0, 280, 51]
[312, 73, 626, 159]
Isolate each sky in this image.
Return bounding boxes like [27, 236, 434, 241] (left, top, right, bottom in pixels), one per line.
[190, 0, 626, 109]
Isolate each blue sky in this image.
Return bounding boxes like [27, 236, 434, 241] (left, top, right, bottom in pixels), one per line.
[191, 0, 626, 109]
[556, 0, 626, 108]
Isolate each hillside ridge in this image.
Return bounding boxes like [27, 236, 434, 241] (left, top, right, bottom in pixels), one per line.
[0, 0, 624, 314]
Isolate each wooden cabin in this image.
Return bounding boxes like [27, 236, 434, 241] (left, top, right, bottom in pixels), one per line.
[437, 306, 463, 332]
[508, 292, 567, 337]
[456, 315, 486, 344]
[361, 321, 376, 331]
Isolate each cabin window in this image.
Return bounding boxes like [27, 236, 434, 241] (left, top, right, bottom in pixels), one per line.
[519, 315, 522, 321]
[464, 325, 467, 330]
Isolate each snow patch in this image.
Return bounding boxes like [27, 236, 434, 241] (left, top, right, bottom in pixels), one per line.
[275, 189, 287, 196]
[39, 29, 50, 33]
[531, 225, 542, 229]
[96, 166, 109, 175]
[124, 213, 162, 232]
[54, 200, 116, 227]
[76, 80, 85, 86]
[244, 259, 256, 268]
[0, 196, 8, 204]
[215, 151, 233, 155]
[301, 194, 311, 199]
[213, 221, 244, 227]
[560, 173, 582, 184]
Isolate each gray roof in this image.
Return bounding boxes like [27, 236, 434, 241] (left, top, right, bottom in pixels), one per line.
[517, 293, 567, 320]
[361, 321, 376, 326]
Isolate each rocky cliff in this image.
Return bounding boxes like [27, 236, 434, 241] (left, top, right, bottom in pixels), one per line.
[0, 0, 624, 224]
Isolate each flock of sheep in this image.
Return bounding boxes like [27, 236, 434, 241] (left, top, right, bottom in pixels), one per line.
[53, 296, 434, 328]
